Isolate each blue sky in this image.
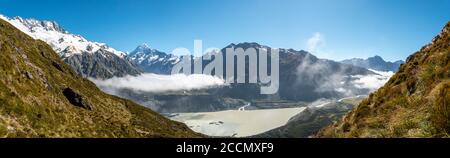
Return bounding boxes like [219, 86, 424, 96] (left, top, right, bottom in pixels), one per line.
[0, 0, 449, 61]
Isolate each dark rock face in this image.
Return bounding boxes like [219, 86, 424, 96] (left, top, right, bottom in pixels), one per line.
[51, 61, 65, 72]
[63, 88, 93, 110]
[63, 50, 142, 79]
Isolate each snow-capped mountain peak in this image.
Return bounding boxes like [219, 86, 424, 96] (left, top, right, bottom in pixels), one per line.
[130, 43, 153, 56]
[127, 44, 180, 74]
[0, 14, 125, 58]
[0, 14, 142, 79]
[137, 43, 150, 50]
[13, 16, 67, 33]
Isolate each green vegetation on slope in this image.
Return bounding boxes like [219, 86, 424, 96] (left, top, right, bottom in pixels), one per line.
[317, 22, 450, 138]
[0, 18, 201, 137]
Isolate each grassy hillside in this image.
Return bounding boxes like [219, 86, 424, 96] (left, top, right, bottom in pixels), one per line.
[0, 18, 201, 137]
[317, 21, 450, 138]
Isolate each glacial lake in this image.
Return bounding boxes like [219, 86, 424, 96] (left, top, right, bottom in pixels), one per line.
[168, 107, 306, 137]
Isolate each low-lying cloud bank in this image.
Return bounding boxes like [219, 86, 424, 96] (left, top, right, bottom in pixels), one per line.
[295, 54, 394, 97]
[90, 73, 226, 93]
[352, 69, 394, 91]
[334, 69, 394, 96]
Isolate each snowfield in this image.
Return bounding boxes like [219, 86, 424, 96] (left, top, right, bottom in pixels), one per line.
[168, 107, 306, 137]
[0, 14, 125, 57]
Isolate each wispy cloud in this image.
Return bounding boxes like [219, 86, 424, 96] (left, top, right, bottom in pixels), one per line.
[305, 32, 336, 59]
[90, 73, 226, 93]
[306, 32, 324, 53]
[352, 69, 394, 91]
[296, 54, 394, 97]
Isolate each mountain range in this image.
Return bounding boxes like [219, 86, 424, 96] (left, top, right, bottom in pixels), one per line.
[98, 42, 393, 113]
[1, 14, 401, 81]
[341, 55, 404, 72]
[0, 15, 142, 79]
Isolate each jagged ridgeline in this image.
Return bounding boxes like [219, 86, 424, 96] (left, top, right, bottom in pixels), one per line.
[0, 15, 142, 79]
[317, 22, 450, 138]
[0, 18, 200, 137]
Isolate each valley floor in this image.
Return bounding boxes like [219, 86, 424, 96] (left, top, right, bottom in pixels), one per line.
[168, 107, 306, 137]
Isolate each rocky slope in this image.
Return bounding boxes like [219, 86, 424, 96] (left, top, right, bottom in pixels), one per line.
[317, 22, 450, 138]
[0, 18, 200, 137]
[0, 15, 141, 79]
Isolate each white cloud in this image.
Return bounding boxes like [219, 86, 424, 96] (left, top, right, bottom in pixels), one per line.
[304, 32, 336, 59]
[296, 55, 394, 97]
[306, 32, 323, 53]
[90, 73, 226, 93]
[351, 69, 394, 91]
